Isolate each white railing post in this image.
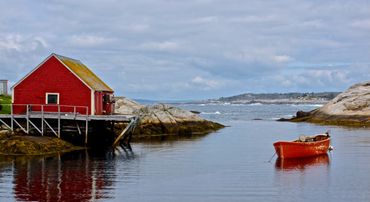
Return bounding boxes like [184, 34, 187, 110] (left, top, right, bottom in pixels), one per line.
[10, 104, 13, 131]
[57, 105, 61, 138]
[26, 104, 29, 134]
[41, 105, 44, 136]
[85, 106, 88, 145]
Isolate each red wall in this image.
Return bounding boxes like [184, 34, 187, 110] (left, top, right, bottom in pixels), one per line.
[94, 91, 114, 115]
[13, 56, 92, 115]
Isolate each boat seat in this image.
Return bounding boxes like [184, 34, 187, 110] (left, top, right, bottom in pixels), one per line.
[299, 135, 315, 142]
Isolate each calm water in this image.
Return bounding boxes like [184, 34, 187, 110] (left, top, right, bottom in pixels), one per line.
[1, 104, 370, 201]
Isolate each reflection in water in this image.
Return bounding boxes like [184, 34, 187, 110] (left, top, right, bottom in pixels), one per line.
[275, 154, 330, 171]
[0, 149, 136, 202]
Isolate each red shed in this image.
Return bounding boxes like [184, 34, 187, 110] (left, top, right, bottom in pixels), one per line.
[12, 53, 114, 115]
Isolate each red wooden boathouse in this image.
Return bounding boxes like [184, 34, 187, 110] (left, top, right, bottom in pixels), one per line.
[11, 53, 114, 115]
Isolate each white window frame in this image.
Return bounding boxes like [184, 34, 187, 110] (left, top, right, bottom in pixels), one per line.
[46, 93, 60, 104]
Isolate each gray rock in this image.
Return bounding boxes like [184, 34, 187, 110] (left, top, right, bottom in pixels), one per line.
[317, 81, 370, 116]
[114, 97, 204, 124]
[113, 97, 224, 137]
[114, 97, 144, 115]
[135, 103, 204, 124]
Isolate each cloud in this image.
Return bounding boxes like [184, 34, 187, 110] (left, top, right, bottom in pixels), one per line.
[0, 0, 369, 99]
[271, 55, 292, 63]
[139, 41, 182, 52]
[68, 35, 113, 47]
[127, 24, 150, 33]
[351, 19, 370, 29]
[191, 76, 222, 90]
[0, 34, 47, 52]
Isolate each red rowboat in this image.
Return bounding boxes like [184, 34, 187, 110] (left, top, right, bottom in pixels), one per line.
[273, 133, 331, 159]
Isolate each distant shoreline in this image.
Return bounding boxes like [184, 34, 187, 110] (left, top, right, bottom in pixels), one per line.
[174, 99, 328, 105]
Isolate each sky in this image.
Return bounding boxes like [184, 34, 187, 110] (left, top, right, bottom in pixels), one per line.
[0, 0, 369, 100]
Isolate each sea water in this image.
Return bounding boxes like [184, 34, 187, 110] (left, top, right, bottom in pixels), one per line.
[0, 103, 370, 202]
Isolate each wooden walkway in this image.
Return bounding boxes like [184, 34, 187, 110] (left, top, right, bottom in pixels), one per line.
[0, 104, 138, 146]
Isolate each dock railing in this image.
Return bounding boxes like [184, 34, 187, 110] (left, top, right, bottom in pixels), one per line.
[0, 104, 89, 141]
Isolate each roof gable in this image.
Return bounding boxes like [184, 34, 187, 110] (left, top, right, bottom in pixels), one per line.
[12, 53, 113, 92]
[54, 54, 113, 92]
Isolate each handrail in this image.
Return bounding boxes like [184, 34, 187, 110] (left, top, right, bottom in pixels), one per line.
[0, 103, 89, 116]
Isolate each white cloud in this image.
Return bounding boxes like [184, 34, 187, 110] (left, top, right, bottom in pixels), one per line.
[271, 55, 292, 63]
[229, 15, 277, 23]
[273, 69, 351, 90]
[351, 19, 370, 29]
[0, 34, 47, 52]
[127, 24, 150, 33]
[139, 41, 181, 52]
[302, 20, 323, 28]
[191, 16, 218, 24]
[191, 76, 222, 90]
[69, 35, 112, 47]
[0, 0, 369, 99]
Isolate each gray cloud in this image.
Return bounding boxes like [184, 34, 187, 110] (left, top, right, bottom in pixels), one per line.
[0, 0, 369, 99]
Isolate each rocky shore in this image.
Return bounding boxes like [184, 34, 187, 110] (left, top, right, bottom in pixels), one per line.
[114, 97, 225, 140]
[0, 127, 83, 155]
[284, 81, 370, 127]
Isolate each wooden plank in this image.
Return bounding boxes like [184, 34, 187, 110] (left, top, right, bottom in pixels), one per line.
[28, 119, 42, 134]
[112, 116, 139, 147]
[13, 119, 27, 134]
[43, 119, 58, 137]
[0, 118, 11, 130]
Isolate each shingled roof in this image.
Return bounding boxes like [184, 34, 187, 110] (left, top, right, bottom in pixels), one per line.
[54, 54, 113, 92]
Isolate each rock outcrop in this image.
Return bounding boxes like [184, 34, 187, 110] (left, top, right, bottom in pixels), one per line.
[114, 97, 224, 140]
[288, 81, 370, 126]
[114, 97, 144, 115]
[0, 135, 83, 155]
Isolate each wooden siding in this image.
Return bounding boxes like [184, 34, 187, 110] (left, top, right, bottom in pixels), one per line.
[13, 56, 92, 114]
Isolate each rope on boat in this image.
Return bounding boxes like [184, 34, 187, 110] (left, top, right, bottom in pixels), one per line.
[267, 152, 276, 163]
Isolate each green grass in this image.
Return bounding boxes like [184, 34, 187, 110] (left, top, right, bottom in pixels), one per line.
[0, 95, 11, 114]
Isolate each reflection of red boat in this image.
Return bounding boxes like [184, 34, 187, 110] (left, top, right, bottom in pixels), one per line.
[273, 133, 330, 159]
[275, 154, 329, 170]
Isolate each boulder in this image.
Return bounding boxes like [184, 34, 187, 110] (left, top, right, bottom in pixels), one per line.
[290, 81, 370, 126]
[113, 98, 224, 140]
[114, 97, 144, 115]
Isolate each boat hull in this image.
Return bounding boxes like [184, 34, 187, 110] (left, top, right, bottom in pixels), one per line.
[273, 135, 330, 159]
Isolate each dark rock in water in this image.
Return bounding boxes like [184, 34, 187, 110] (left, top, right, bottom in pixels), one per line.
[252, 118, 263, 120]
[276, 118, 291, 122]
[296, 110, 311, 118]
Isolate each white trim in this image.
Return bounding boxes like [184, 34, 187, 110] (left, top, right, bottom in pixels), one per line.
[46, 93, 60, 104]
[91, 90, 95, 115]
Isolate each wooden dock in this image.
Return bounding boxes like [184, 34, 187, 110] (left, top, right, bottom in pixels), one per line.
[0, 104, 139, 146]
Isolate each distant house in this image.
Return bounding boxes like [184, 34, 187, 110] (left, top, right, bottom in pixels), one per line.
[0, 80, 7, 95]
[11, 53, 114, 115]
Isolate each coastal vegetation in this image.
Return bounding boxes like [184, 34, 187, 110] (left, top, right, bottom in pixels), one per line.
[0, 95, 11, 114]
